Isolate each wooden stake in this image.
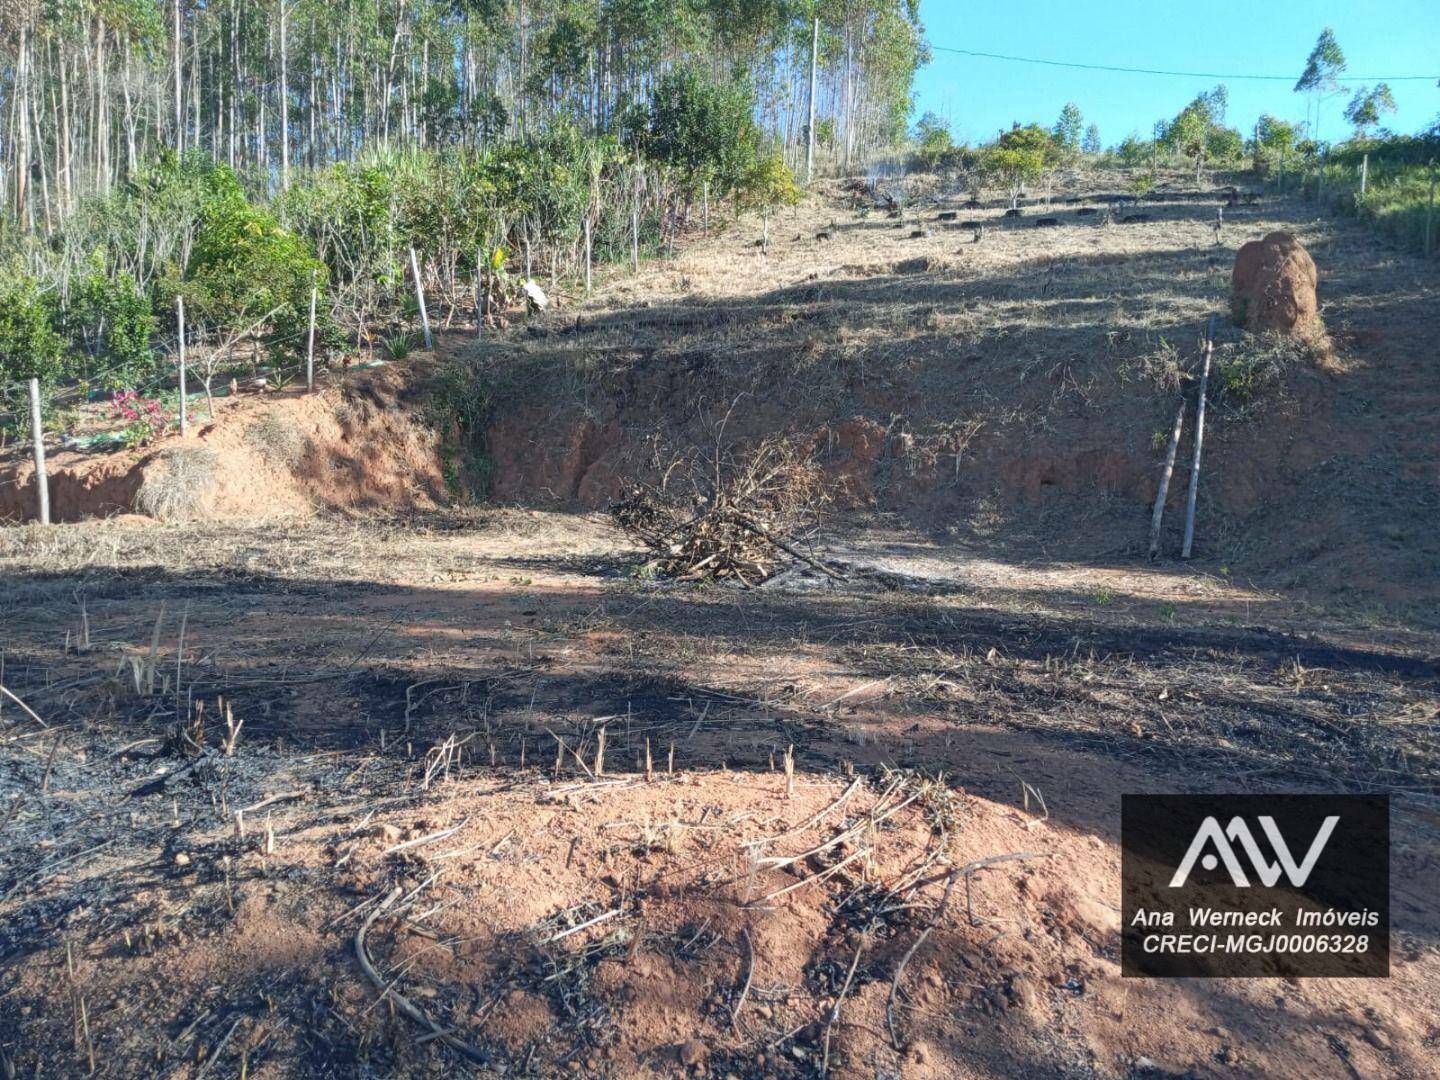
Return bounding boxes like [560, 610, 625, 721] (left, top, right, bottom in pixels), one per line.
[594, 725, 606, 777]
[1148, 395, 1186, 560]
[1359, 152, 1368, 195]
[409, 247, 433, 349]
[583, 216, 592, 292]
[631, 207, 639, 273]
[1181, 317, 1215, 559]
[305, 271, 318, 391]
[27, 378, 49, 524]
[176, 296, 188, 436]
[644, 738, 653, 782]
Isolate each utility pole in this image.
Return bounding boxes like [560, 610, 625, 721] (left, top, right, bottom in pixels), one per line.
[805, 17, 819, 185]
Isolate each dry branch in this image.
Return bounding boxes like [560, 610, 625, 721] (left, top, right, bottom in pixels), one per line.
[612, 436, 840, 584]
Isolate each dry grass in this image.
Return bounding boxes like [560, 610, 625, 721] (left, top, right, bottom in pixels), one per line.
[244, 410, 311, 467]
[133, 446, 220, 522]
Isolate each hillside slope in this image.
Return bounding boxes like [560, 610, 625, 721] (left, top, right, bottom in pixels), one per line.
[457, 173, 1439, 623]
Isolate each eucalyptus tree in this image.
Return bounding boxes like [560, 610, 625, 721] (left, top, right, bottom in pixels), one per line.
[1295, 27, 1347, 144]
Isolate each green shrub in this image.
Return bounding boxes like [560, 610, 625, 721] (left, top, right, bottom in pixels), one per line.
[0, 270, 64, 385]
[62, 268, 157, 389]
[169, 164, 326, 363]
[630, 68, 760, 196]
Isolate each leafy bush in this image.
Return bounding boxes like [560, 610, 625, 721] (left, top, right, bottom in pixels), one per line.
[169, 164, 327, 362]
[630, 68, 760, 196]
[981, 125, 1056, 206]
[63, 268, 157, 389]
[0, 269, 64, 385]
[736, 151, 801, 214]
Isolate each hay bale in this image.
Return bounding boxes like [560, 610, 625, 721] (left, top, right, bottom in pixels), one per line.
[135, 447, 219, 522]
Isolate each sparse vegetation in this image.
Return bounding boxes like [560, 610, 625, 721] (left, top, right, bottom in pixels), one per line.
[2, 15, 1438, 1080]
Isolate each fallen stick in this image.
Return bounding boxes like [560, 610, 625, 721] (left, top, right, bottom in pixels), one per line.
[822, 923, 872, 1078]
[733, 514, 847, 581]
[1147, 394, 1187, 560]
[756, 789, 919, 871]
[750, 846, 871, 906]
[236, 790, 305, 816]
[354, 886, 487, 1064]
[886, 851, 1051, 1047]
[0, 683, 48, 728]
[543, 906, 622, 945]
[744, 778, 862, 850]
[887, 868, 963, 1050]
[818, 677, 890, 711]
[731, 928, 756, 1034]
[193, 1015, 243, 1080]
[384, 819, 469, 856]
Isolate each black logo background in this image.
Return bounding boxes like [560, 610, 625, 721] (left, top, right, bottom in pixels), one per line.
[1121, 794, 1389, 977]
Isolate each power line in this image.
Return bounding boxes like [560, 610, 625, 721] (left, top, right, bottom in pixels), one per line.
[926, 43, 1440, 83]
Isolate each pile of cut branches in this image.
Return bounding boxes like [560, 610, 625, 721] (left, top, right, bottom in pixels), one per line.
[611, 436, 841, 585]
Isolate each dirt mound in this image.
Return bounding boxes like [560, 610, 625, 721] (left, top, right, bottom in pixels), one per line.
[1231, 230, 1320, 337]
[0, 360, 448, 524]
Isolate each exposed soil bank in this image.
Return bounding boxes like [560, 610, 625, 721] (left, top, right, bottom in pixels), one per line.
[0, 360, 448, 524]
[463, 181, 1438, 614]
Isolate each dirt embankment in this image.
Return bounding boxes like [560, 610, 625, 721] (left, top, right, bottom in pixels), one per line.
[459, 180, 1438, 608]
[0, 360, 448, 524]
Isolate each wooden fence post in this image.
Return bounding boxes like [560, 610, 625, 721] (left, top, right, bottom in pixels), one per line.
[1426, 162, 1437, 258]
[1148, 395, 1186, 560]
[305, 271, 318, 392]
[1181, 317, 1215, 559]
[176, 295, 188, 436]
[480, 247, 492, 339]
[631, 207, 639, 273]
[1359, 153, 1368, 195]
[409, 247, 433, 350]
[583, 216, 592, 293]
[28, 378, 49, 525]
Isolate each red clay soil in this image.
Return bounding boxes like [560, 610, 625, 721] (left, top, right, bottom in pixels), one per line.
[1231, 231, 1321, 338]
[466, 183, 1439, 616]
[0, 360, 448, 524]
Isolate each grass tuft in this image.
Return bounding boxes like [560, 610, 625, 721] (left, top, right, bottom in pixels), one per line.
[134, 447, 220, 522]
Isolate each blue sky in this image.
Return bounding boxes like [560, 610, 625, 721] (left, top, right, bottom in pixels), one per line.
[911, 2, 1440, 147]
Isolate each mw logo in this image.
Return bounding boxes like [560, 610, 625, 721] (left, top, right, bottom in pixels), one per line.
[1169, 815, 1340, 888]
